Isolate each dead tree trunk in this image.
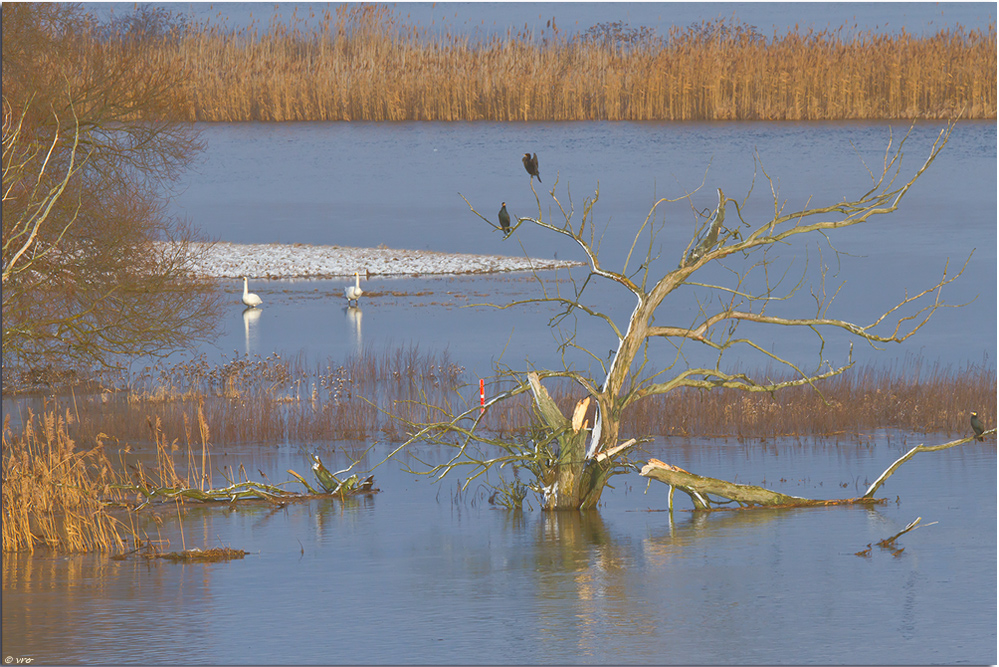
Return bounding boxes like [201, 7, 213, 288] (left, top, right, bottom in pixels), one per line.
[528, 372, 638, 510]
[640, 431, 990, 511]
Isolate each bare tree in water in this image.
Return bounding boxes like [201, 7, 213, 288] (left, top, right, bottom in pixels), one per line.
[394, 123, 967, 511]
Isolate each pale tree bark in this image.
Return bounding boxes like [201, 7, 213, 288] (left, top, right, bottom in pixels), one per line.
[2, 98, 88, 285]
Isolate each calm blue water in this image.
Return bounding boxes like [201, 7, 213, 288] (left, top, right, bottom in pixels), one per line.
[170, 121, 995, 380]
[3, 437, 995, 664]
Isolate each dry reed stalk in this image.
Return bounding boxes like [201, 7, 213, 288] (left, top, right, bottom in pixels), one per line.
[110, 10, 996, 121]
[2, 410, 127, 553]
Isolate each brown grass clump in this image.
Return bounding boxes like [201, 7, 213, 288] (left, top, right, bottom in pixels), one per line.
[101, 7, 995, 121]
[154, 547, 246, 562]
[2, 410, 128, 553]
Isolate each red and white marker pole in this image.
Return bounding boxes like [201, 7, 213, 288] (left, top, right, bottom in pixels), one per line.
[479, 378, 485, 414]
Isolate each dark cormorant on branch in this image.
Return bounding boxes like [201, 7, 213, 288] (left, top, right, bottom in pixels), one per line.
[523, 153, 541, 182]
[498, 202, 511, 236]
[970, 411, 985, 441]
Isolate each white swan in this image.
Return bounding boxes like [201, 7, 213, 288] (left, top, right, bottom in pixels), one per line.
[344, 271, 363, 307]
[242, 276, 263, 308]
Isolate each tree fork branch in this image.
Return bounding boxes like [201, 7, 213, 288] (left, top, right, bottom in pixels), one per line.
[862, 430, 994, 499]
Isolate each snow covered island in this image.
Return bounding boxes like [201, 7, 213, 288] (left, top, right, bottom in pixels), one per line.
[171, 242, 582, 279]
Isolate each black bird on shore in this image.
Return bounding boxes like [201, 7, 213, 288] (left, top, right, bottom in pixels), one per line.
[970, 411, 985, 441]
[498, 202, 511, 236]
[523, 153, 541, 182]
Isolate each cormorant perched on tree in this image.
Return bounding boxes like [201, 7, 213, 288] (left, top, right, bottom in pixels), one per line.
[523, 153, 541, 182]
[498, 202, 511, 236]
[970, 411, 985, 441]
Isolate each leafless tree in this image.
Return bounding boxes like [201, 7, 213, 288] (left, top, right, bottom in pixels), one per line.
[2, 4, 221, 377]
[401, 122, 967, 510]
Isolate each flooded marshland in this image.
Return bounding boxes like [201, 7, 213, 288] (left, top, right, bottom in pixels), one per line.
[2, 438, 995, 664]
[3, 121, 996, 663]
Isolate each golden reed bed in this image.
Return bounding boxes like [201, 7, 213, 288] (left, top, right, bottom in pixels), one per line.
[123, 6, 996, 121]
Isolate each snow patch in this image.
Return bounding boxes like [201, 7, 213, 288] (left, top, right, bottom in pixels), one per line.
[164, 241, 581, 279]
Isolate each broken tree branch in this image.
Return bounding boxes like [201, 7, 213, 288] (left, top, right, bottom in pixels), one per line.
[640, 458, 884, 510]
[877, 516, 936, 547]
[642, 428, 991, 511]
[862, 429, 994, 498]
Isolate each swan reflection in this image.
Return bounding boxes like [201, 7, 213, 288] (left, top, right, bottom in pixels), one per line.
[345, 305, 362, 353]
[243, 306, 262, 354]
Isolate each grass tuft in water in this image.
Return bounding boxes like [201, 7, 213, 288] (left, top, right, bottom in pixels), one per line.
[155, 547, 246, 563]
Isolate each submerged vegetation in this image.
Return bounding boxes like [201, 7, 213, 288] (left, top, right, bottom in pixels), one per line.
[47, 5, 997, 122]
[4, 348, 995, 447]
[5, 348, 995, 446]
[2, 343, 994, 549]
[488, 357, 996, 442]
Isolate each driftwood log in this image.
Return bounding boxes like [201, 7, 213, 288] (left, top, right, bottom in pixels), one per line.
[641, 430, 992, 511]
[118, 455, 377, 509]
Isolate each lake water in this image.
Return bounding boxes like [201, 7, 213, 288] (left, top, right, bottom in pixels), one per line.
[2, 121, 996, 664]
[3, 437, 995, 664]
[174, 120, 995, 379]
